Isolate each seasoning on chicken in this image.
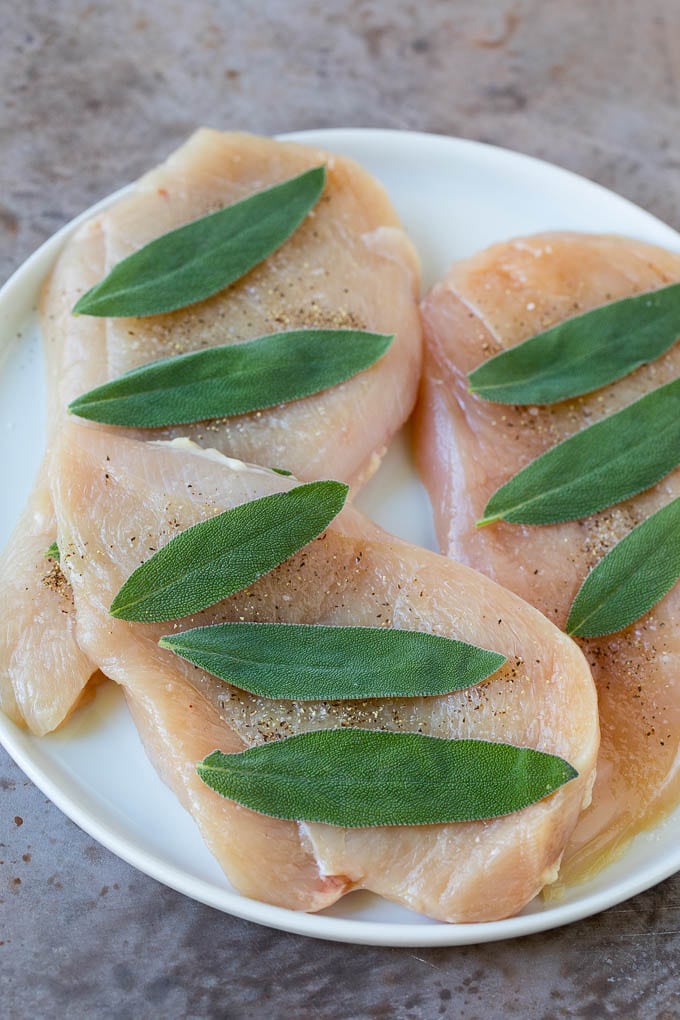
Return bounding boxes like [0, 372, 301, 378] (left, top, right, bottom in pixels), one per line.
[51, 422, 598, 921]
[415, 232, 680, 886]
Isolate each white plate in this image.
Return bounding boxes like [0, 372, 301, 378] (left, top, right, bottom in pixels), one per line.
[2, 129, 680, 947]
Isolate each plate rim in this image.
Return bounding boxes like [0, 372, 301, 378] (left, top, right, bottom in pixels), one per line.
[2, 126, 680, 947]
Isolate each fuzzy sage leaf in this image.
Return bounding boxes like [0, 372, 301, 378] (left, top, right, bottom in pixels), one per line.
[159, 623, 506, 700]
[110, 480, 348, 622]
[566, 497, 680, 637]
[468, 282, 680, 405]
[45, 541, 60, 562]
[68, 329, 393, 428]
[73, 166, 326, 318]
[198, 729, 577, 827]
[478, 378, 680, 526]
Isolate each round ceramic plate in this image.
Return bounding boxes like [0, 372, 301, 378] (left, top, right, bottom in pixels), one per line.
[1, 129, 679, 947]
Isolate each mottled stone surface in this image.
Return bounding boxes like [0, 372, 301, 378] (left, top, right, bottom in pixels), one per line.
[2, 1, 680, 1017]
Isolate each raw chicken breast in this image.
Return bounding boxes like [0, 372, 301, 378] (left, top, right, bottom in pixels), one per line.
[0, 470, 95, 733]
[51, 421, 598, 921]
[415, 232, 680, 886]
[0, 225, 105, 733]
[42, 128, 422, 485]
[123, 655, 348, 911]
[1, 129, 422, 734]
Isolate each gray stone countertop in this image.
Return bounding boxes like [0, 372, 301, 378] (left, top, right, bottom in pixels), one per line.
[2, 2, 680, 1017]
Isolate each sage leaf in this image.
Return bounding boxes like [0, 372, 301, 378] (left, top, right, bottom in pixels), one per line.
[73, 167, 326, 318]
[567, 497, 680, 637]
[68, 330, 393, 428]
[45, 541, 60, 562]
[468, 282, 680, 405]
[479, 378, 680, 526]
[197, 729, 577, 827]
[159, 623, 506, 700]
[110, 480, 348, 622]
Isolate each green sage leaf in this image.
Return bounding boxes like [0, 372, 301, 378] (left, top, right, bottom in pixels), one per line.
[45, 541, 60, 562]
[68, 329, 393, 428]
[197, 729, 577, 826]
[468, 282, 680, 405]
[478, 378, 680, 526]
[159, 622, 506, 700]
[73, 167, 326, 317]
[110, 480, 348, 622]
[566, 497, 680, 637]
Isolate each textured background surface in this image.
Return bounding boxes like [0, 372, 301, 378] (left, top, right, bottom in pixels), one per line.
[2, 1, 680, 1017]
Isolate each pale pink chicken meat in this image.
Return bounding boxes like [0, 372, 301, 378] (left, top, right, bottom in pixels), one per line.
[0, 471, 97, 734]
[123, 650, 348, 911]
[1, 129, 422, 734]
[0, 214, 106, 731]
[415, 232, 680, 886]
[42, 128, 422, 484]
[51, 421, 598, 921]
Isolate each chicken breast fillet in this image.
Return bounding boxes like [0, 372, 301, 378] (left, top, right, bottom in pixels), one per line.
[1, 129, 422, 734]
[415, 232, 680, 886]
[50, 421, 598, 921]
